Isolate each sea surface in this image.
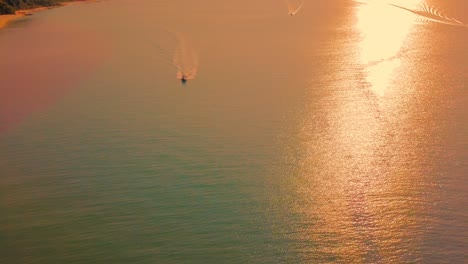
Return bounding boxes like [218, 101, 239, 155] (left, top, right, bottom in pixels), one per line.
[0, 0, 467, 263]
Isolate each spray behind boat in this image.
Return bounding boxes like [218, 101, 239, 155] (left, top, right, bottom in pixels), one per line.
[147, 30, 199, 85]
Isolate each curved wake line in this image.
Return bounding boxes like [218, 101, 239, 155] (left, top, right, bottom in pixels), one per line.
[290, 2, 303, 16]
[286, 0, 304, 16]
[147, 31, 199, 82]
[388, 3, 468, 28]
[146, 39, 184, 73]
[172, 32, 199, 80]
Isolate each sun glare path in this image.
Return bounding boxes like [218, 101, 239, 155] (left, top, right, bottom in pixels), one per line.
[356, 0, 420, 97]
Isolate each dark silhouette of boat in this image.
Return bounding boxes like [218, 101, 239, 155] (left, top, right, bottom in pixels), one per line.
[180, 75, 187, 84]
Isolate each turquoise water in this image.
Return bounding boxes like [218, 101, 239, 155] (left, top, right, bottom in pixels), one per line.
[1, 0, 466, 263]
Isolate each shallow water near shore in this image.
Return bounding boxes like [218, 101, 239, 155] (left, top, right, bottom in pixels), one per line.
[0, 0, 467, 263]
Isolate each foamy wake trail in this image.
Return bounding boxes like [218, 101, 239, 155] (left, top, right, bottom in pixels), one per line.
[147, 30, 199, 81]
[285, 0, 304, 16]
[388, 3, 468, 28]
[173, 33, 199, 80]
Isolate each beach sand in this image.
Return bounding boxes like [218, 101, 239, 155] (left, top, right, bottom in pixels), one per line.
[0, 14, 23, 29]
[0, 6, 54, 30]
[0, 1, 98, 30]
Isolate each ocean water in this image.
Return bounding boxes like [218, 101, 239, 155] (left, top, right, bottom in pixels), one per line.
[0, 0, 466, 263]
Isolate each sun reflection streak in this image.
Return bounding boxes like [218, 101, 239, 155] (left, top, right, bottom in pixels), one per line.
[283, 0, 430, 262]
[357, 0, 419, 96]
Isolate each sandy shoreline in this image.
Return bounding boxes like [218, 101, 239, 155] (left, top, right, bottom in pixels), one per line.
[0, 0, 97, 30]
[0, 6, 57, 30]
[0, 14, 22, 29]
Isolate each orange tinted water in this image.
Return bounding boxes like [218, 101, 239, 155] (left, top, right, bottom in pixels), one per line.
[0, 0, 466, 263]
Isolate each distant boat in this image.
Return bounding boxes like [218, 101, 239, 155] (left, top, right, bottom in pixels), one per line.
[180, 75, 187, 84]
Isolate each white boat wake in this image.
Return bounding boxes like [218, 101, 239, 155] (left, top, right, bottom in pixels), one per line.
[285, 0, 304, 16]
[147, 30, 199, 84]
[388, 3, 468, 28]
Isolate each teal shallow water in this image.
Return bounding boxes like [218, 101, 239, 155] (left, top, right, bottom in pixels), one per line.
[1, 0, 467, 263]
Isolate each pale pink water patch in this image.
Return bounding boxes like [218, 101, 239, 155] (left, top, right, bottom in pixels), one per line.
[0, 21, 109, 134]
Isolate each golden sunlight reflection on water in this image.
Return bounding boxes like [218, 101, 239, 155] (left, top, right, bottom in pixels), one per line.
[357, 0, 420, 97]
[1, 0, 465, 263]
[283, 0, 439, 262]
